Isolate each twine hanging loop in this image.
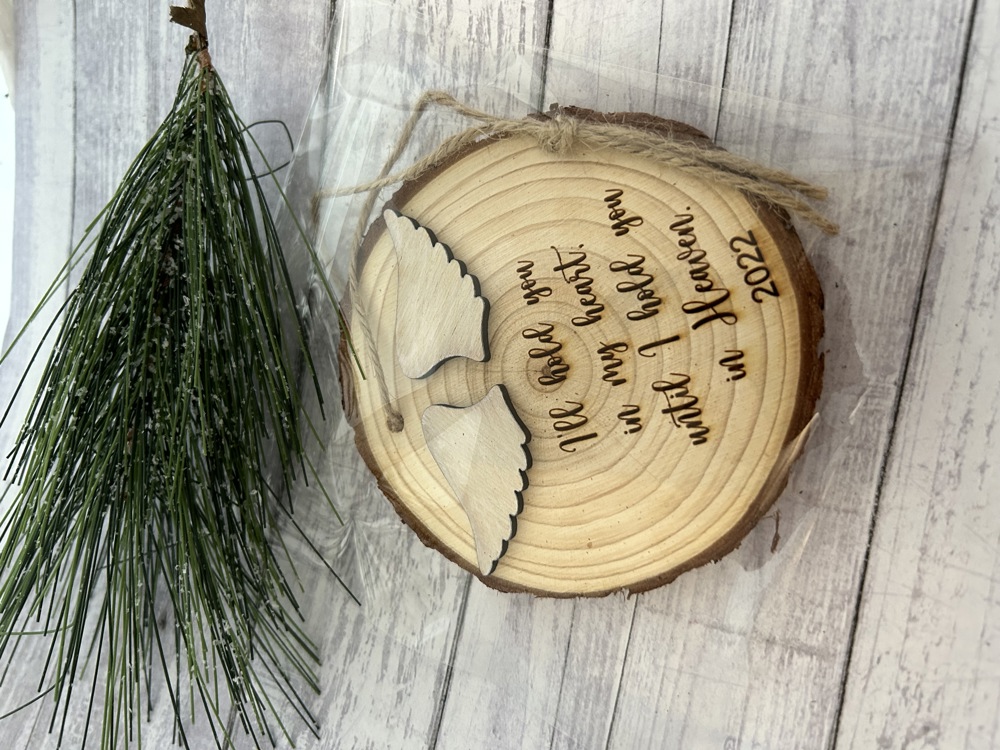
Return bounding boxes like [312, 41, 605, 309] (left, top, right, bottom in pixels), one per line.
[326, 90, 838, 432]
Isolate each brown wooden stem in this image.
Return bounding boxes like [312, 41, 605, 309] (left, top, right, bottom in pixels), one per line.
[170, 0, 211, 66]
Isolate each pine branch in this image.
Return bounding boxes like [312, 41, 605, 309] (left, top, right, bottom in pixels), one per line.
[0, 22, 351, 749]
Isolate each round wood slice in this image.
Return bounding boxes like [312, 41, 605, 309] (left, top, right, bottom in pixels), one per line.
[339, 112, 823, 596]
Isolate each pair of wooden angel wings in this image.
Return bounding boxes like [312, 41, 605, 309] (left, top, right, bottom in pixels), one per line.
[384, 209, 530, 576]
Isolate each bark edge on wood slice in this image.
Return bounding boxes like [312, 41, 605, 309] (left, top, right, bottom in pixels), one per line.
[338, 110, 824, 597]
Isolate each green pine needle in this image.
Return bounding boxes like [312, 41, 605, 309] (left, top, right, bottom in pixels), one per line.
[0, 20, 353, 749]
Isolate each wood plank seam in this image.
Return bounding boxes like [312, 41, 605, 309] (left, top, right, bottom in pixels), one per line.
[827, 3, 983, 746]
[600, 603, 641, 750]
[428, 576, 474, 750]
[535, 0, 556, 108]
[545, 616, 577, 749]
[427, 1, 556, 742]
[711, 0, 738, 137]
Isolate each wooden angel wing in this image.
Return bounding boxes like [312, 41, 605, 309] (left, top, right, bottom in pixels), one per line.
[384, 209, 490, 379]
[422, 385, 531, 575]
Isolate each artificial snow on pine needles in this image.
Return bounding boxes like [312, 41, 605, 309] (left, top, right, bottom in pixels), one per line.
[0, 2, 354, 747]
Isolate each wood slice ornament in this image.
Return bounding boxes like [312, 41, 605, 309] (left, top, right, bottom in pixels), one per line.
[340, 110, 824, 596]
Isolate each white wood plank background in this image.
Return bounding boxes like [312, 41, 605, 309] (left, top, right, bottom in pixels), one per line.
[2, 0, 998, 748]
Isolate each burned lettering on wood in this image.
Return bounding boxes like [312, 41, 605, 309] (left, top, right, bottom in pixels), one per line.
[618, 405, 643, 435]
[597, 341, 628, 386]
[720, 350, 747, 382]
[497, 212, 754, 453]
[522, 323, 569, 386]
[729, 231, 780, 303]
[652, 373, 711, 445]
[516, 260, 552, 306]
[549, 401, 599, 453]
[609, 254, 662, 321]
[638, 334, 681, 358]
[551, 245, 604, 327]
[670, 212, 737, 330]
[603, 188, 644, 236]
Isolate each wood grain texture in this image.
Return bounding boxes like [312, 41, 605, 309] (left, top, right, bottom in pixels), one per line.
[284, 1, 552, 749]
[345, 127, 823, 595]
[433, 2, 739, 746]
[545, 0, 733, 136]
[423, 385, 529, 575]
[385, 209, 490, 379]
[311, 0, 550, 294]
[837, 1, 1000, 746]
[606, 1, 978, 748]
[7, 0, 1000, 748]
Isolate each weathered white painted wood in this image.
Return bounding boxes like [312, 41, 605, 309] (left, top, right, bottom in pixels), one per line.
[608, 1, 978, 749]
[837, 1, 1000, 746]
[431, 2, 737, 747]
[277, 1, 551, 748]
[0, 0, 13, 103]
[0, 1, 77, 745]
[439, 586, 638, 750]
[545, 0, 733, 136]
[311, 0, 550, 295]
[9, 0, 1000, 748]
[0, 0, 74, 423]
[436, 585, 578, 749]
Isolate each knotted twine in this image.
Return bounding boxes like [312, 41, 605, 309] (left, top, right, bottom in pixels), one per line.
[319, 90, 838, 432]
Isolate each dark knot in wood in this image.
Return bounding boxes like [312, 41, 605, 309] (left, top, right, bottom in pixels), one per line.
[386, 411, 405, 432]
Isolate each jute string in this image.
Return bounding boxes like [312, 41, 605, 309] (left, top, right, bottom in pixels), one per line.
[321, 90, 838, 432]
